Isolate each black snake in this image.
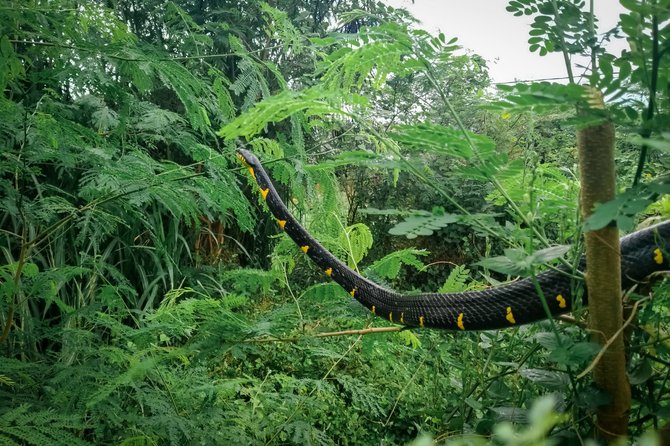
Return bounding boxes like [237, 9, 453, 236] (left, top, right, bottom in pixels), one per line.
[237, 149, 670, 330]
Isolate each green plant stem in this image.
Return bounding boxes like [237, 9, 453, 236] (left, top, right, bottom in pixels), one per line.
[283, 267, 303, 326]
[633, 12, 660, 186]
[530, 273, 561, 343]
[550, 0, 575, 84]
[239, 326, 402, 343]
[530, 270, 582, 404]
[588, 0, 597, 74]
[333, 212, 361, 273]
[0, 222, 28, 344]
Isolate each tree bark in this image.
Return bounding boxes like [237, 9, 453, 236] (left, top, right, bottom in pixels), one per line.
[577, 88, 630, 441]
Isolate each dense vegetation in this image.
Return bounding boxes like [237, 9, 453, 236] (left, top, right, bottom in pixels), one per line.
[1, 0, 669, 445]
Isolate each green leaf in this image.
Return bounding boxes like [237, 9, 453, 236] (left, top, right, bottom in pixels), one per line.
[219, 88, 349, 140]
[388, 211, 460, 239]
[519, 368, 570, 390]
[439, 265, 472, 293]
[489, 82, 588, 114]
[534, 331, 568, 350]
[629, 133, 670, 154]
[465, 397, 483, 411]
[548, 342, 599, 366]
[477, 245, 568, 276]
[397, 330, 421, 348]
[368, 248, 427, 280]
[305, 150, 380, 169]
[629, 360, 654, 385]
[390, 123, 495, 160]
[340, 222, 374, 267]
[359, 207, 409, 216]
[584, 179, 670, 231]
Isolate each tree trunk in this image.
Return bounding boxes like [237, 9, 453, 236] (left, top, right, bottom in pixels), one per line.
[577, 88, 630, 441]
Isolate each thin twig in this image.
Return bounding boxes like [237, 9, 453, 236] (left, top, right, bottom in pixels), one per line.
[384, 343, 436, 426]
[241, 325, 403, 343]
[556, 314, 587, 328]
[577, 295, 651, 379]
[316, 326, 402, 337]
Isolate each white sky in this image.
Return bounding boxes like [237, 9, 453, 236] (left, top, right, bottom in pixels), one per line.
[383, 0, 627, 83]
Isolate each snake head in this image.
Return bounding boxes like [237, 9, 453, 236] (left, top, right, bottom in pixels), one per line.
[236, 148, 259, 181]
[236, 148, 260, 167]
[236, 152, 247, 165]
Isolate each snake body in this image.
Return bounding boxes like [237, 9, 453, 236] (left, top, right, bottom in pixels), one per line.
[237, 149, 669, 330]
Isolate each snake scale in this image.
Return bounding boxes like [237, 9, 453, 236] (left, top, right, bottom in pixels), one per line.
[237, 148, 670, 330]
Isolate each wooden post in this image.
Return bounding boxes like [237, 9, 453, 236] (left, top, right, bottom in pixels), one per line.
[577, 88, 630, 440]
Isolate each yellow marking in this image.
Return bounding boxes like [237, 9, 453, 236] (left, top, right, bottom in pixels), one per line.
[371, 305, 376, 315]
[277, 219, 287, 230]
[400, 313, 404, 324]
[324, 267, 332, 277]
[556, 294, 567, 309]
[654, 248, 663, 265]
[389, 312, 393, 322]
[506, 307, 516, 325]
[457, 313, 465, 330]
[300, 245, 309, 254]
[349, 287, 356, 297]
[236, 153, 246, 163]
[247, 166, 256, 180]
[419, 316, 425, 328]
[260, 188, 269, 200]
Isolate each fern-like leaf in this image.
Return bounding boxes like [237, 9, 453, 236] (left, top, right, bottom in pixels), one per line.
[388, 208, 460, 239]
[339, 222, 373, 268]
[218, 87, 352, 140]
[367, 248, 427, 280]
[0, 404, 92, 446]
[438, 265, 471, 293]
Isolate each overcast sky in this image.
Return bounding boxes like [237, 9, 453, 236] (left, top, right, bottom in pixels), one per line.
[383, 0, 627, 83]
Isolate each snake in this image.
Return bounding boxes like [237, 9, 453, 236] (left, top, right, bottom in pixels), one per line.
[237, 148, 670, 330]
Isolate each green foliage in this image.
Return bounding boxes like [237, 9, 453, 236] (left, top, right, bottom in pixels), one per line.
[390, 123, 494, 163]
[368, 248, 428, 280]
[491, 396, 567, 446]
[339, 222, 374, 268]
[321, 22, 456, 91]
[388, 208, 460, 239]
[486, 163, 579, 231]
[2, 0, 669, 445]
[477, 245, 570, 276]
[489, 82, 591, 115]
[506, 0, 595, 56]
[0, 404, 91, 446]
[438, 265, 472, 293]
[260, 3, 307, 56]
[585, 178, 670, 231]
[219, 87, 354, 140]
